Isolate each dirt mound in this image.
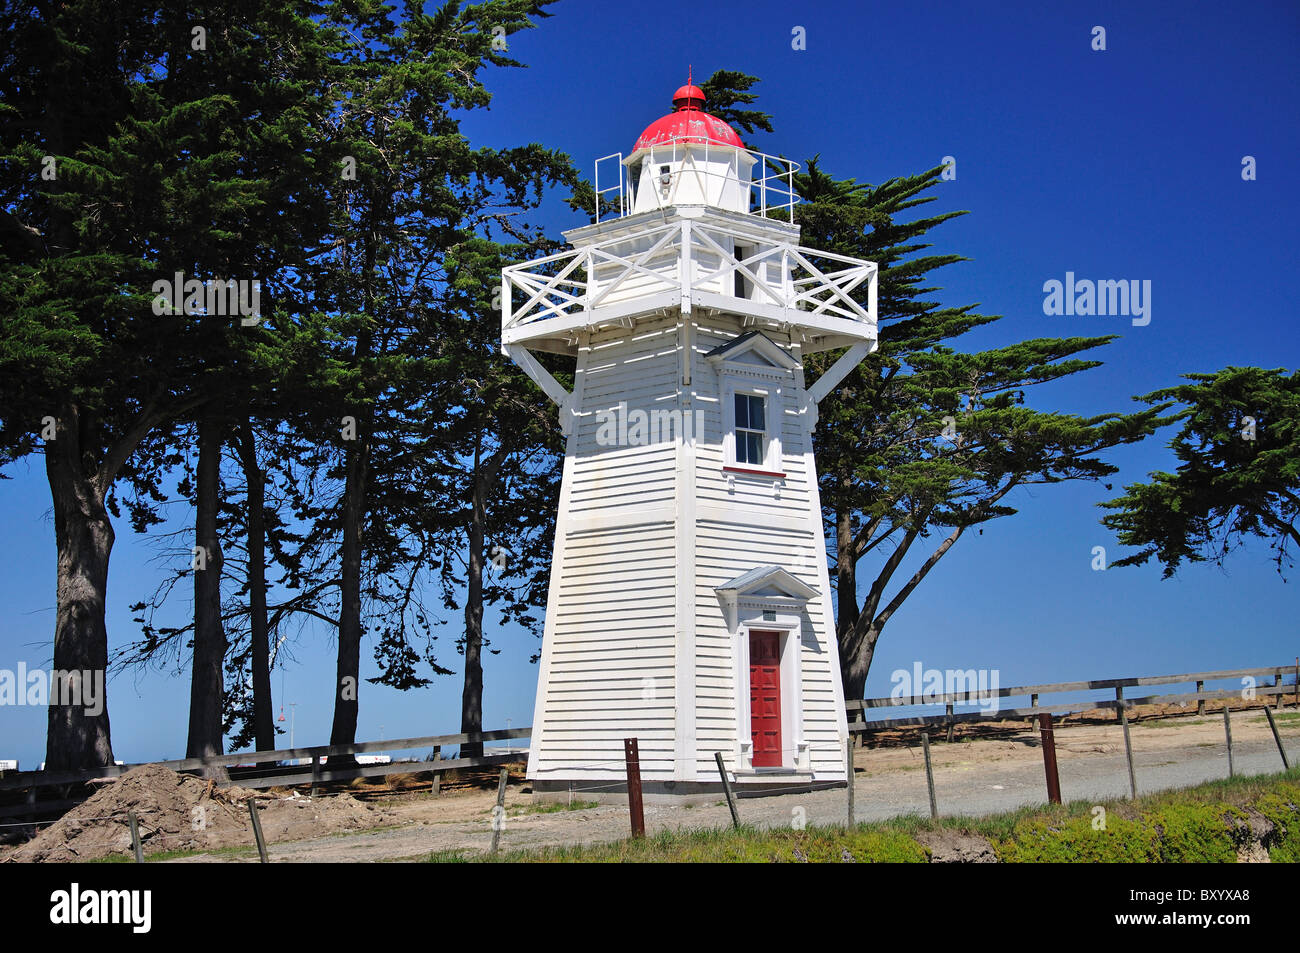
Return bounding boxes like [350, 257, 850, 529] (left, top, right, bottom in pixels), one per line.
[6, 763, 391, 863]
[914, 829, 998, 863]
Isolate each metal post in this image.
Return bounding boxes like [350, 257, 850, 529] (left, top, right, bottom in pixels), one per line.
[489, 767, 509, 855]
[128, 810, 144, 863]
[247, 799, 268, 863]
[1117, 687, 1138, 799]
[624, 738, 645, 839]
[714, 752, 741, 829]
[921, 731, 938, 820]
[1223, 707, 1235, 778]
[845, 738, 855, 827]
[1038, 714, 1062, 805]
[1264, 706, 1290, 770]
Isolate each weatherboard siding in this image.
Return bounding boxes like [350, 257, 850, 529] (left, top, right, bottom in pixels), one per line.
[528, 309, 848, 786]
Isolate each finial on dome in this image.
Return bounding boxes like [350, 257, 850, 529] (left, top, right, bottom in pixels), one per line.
[672, 69, 706, 112]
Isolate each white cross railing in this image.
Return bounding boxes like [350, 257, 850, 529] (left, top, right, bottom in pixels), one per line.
[502, 219, 877, 338]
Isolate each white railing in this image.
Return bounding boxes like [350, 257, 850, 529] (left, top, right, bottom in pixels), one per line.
[593, 139, 799, 222]
[502, 219, 876, 337]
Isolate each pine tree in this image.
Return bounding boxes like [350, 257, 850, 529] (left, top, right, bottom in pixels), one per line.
[797, 162, 1168, 697]
[1101, 367, 1300, 578]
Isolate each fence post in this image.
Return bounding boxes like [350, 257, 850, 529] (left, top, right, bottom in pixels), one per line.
[1223, 707, 1235, 778]
[489, 767, 509, 855]
[713, 752, 741, 829]
[1264, 706, 1290, 770]
[921, 731, 938, 819]
[430, 746, 441, 796]
[1038, 714, 1062, 805]
[1197, 680, 1205, 716]
[845, 738, 855, 827]
[1276, 670, 1285, 710]
[128, 810, 144, 863]
[624, 738, 645, 839]
[310, 755, 320, 798]
[247, 799, 268, 863]
[945, 702, 955, 743]
[1116, 686, 1137, 799]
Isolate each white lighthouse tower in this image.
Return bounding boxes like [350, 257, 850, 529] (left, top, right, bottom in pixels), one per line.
[501, 80, 878, 798]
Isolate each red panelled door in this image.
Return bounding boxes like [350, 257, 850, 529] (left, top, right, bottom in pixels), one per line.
[749, 631, 782, 767]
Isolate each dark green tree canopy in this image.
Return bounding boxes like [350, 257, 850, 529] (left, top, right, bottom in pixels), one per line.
[1102, 367, 1300, 579]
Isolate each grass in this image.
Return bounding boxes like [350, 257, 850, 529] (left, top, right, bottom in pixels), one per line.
[423, 768, 1300, 864]
[91, 843, 257, 863]
[507, 799, 600, 816]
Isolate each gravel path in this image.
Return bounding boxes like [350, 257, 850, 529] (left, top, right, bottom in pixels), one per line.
[165, 708, 1298, 862]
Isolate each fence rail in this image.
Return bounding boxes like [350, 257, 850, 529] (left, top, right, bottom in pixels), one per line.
[846, 663, 1299, 737]
[0, 727, 533, 823]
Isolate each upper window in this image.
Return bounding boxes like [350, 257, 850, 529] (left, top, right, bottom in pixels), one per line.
[734, 392, 767, 466]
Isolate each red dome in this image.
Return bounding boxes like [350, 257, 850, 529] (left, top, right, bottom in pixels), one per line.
[632, 84, 744, 152]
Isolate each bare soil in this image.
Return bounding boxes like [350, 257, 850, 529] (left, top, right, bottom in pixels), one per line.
[2, 763, 391, 863]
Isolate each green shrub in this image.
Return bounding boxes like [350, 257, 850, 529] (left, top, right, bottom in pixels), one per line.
[1143, 803, 1242, 863]
[767, 828, 927, 863]
[995, 813, 1159, 863]
[1253, 789, 1300, 862]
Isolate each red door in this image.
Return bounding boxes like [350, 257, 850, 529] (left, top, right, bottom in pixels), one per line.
[749, 631, 782, 767]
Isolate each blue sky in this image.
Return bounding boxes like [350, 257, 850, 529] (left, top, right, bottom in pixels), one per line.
[2, 0, 1297, 767]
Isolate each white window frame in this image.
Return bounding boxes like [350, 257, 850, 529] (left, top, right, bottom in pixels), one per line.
[721, 376, 783, 473]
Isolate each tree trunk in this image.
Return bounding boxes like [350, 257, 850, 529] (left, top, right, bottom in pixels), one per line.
[237, 419, 275, 754]
[834, 504, 875, 700]
[840, 622, 882, 702]
[460, 461, 487, 759]
[43, 409, 115, 771]
[329, 429, 366, 759]
[187, 411, 226, 760]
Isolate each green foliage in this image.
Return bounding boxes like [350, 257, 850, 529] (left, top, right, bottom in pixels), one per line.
[1101, 367, 1300, 578]
[1146, 803, 1243, 863]
[1253, 782, 1300, 862]
[995, 813, 1160, 863]
[792, 158, 1169, 692]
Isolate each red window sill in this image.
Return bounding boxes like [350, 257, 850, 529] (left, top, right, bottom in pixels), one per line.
[724, 465, 787, 479]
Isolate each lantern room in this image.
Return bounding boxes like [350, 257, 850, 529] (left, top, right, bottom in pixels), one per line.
[624, 83, 757, 214]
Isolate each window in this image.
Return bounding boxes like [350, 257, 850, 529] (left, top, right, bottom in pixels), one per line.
[734, 392, 766, 466]
[734, 244, 752, 299]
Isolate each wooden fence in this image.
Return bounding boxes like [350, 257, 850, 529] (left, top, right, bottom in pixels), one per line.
[846, 663, 1300, 742]
[0, 727, 532, 823]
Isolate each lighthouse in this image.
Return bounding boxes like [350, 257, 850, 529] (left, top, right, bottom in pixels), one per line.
[501, 81, 878, 798]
